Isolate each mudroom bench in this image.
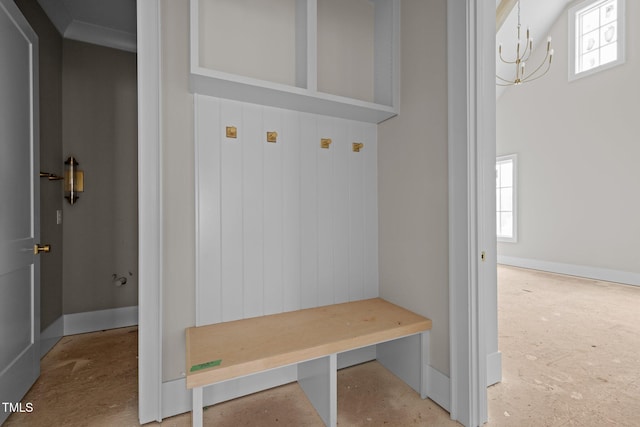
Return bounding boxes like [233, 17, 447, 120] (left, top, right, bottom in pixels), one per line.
[185, 298, 432, 427]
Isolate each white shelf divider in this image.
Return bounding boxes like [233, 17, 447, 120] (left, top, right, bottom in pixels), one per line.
[189, 0, 399, 124]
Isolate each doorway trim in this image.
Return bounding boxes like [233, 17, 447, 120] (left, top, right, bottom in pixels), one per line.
[137, 0, 163, 423]
[447, 1, 495, 426]
[136, 0, 495, 424]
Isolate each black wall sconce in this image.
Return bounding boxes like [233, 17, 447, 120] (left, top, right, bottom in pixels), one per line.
[64, 156, 84, 204]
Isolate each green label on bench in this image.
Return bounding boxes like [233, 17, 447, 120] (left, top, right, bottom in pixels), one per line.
[190, 359, 222, 372]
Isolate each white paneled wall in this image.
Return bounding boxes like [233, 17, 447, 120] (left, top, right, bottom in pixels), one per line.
[195, 95, 378, 326]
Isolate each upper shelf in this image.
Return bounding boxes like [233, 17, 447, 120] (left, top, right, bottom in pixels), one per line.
[189, 0, 399, 124]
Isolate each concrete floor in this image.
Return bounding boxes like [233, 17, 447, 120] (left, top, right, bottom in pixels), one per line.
[5, 265, 640, 426]
[487, 266, 640, 427]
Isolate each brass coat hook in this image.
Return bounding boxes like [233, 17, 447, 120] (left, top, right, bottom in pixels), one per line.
[226, 126, 237, 138]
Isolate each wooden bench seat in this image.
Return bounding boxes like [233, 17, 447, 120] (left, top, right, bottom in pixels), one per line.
[186, 298, 432, 426]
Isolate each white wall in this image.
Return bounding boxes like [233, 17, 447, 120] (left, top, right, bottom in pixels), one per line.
[378, 0, 449, 376]
[198, 0, 375, 101]
[161, 0, 195, 381]
[497, 0, 640, 281]
[317, 0, 374, 101]
[198, 0, 297, 86]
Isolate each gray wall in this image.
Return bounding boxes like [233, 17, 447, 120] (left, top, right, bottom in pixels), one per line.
[62, 39, 138, 314]
[15, 0, 64, 332]
[497, 0, 640, 277]
[378, 0, 449, 376]
[16, 0, 138, 330]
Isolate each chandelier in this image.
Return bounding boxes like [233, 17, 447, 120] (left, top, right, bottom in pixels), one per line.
[496, 1, 554, 86]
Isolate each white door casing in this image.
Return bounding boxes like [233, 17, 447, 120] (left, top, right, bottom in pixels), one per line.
[448, 0, 496, 426]
[136, 0, 496, 423]
[0, 0, 40, 423]
[137, 0, 163, 423]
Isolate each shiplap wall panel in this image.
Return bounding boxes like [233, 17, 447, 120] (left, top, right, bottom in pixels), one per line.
[196, 96, 379, 326]
[282, 110, 301, 312]
[316, 117, 336, 307]
[348, 122, 365, 301]
[242, 104, 264, 319]
[299, 113, 319, 309]
[195, 95, 222, 326]
[220, 101, 245, 322]
[263, 107, 285, 315]
[332, 120, 350, 304]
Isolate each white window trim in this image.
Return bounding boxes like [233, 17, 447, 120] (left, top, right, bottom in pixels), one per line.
[568, 0, 626, 82]
[497, 154, 517, 243]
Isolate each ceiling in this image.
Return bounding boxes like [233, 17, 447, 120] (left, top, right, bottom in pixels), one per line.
[37, 0, 136, 52]
[35, 0, 569, 77]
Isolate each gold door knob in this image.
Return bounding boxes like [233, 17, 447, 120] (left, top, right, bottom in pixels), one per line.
[34, 244, 51, 255]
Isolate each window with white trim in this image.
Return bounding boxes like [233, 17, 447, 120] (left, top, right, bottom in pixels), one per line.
[496, 155, 517, 243]
[569, 0, 625, 81]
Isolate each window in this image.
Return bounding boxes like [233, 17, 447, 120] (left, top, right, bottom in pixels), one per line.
[496, 155, 517, 242]
[569, 0, 625, 81]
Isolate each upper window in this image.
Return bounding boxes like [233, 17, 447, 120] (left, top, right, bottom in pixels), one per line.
[569, 0, 625, 81]
[496, 155, 517, 243]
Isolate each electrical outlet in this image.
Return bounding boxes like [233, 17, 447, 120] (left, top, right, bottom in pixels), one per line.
[56, 209, 62, 225]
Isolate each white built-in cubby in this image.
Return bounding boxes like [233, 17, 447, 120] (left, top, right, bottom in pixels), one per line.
[190, 0, 399, 123]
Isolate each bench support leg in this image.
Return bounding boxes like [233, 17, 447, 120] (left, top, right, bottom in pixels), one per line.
[298, 354, 337, 427]
[420, 330, 430, 399]
[377, 332, 430, 398]
[192, 386, 203, 427]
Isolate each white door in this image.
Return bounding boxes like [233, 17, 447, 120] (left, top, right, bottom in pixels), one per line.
[0, 0, 40, 423]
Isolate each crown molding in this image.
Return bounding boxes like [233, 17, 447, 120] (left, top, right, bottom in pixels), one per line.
[65, 20, 136, 52]
[36, 0, 137, 52]
[37, 0, 72, 34]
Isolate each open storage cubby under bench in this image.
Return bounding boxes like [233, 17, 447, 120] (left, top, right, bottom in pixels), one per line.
[186, 298, 432, 426]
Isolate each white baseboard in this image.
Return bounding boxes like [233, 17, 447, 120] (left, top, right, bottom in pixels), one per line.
[486, 351, 502, 387]
[498, 256, 640, 287]
[161, 378, 191, 420]
[426, 366, 450, 412]
[40, 316, 64, 358]
[63, 306, 138, 336]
